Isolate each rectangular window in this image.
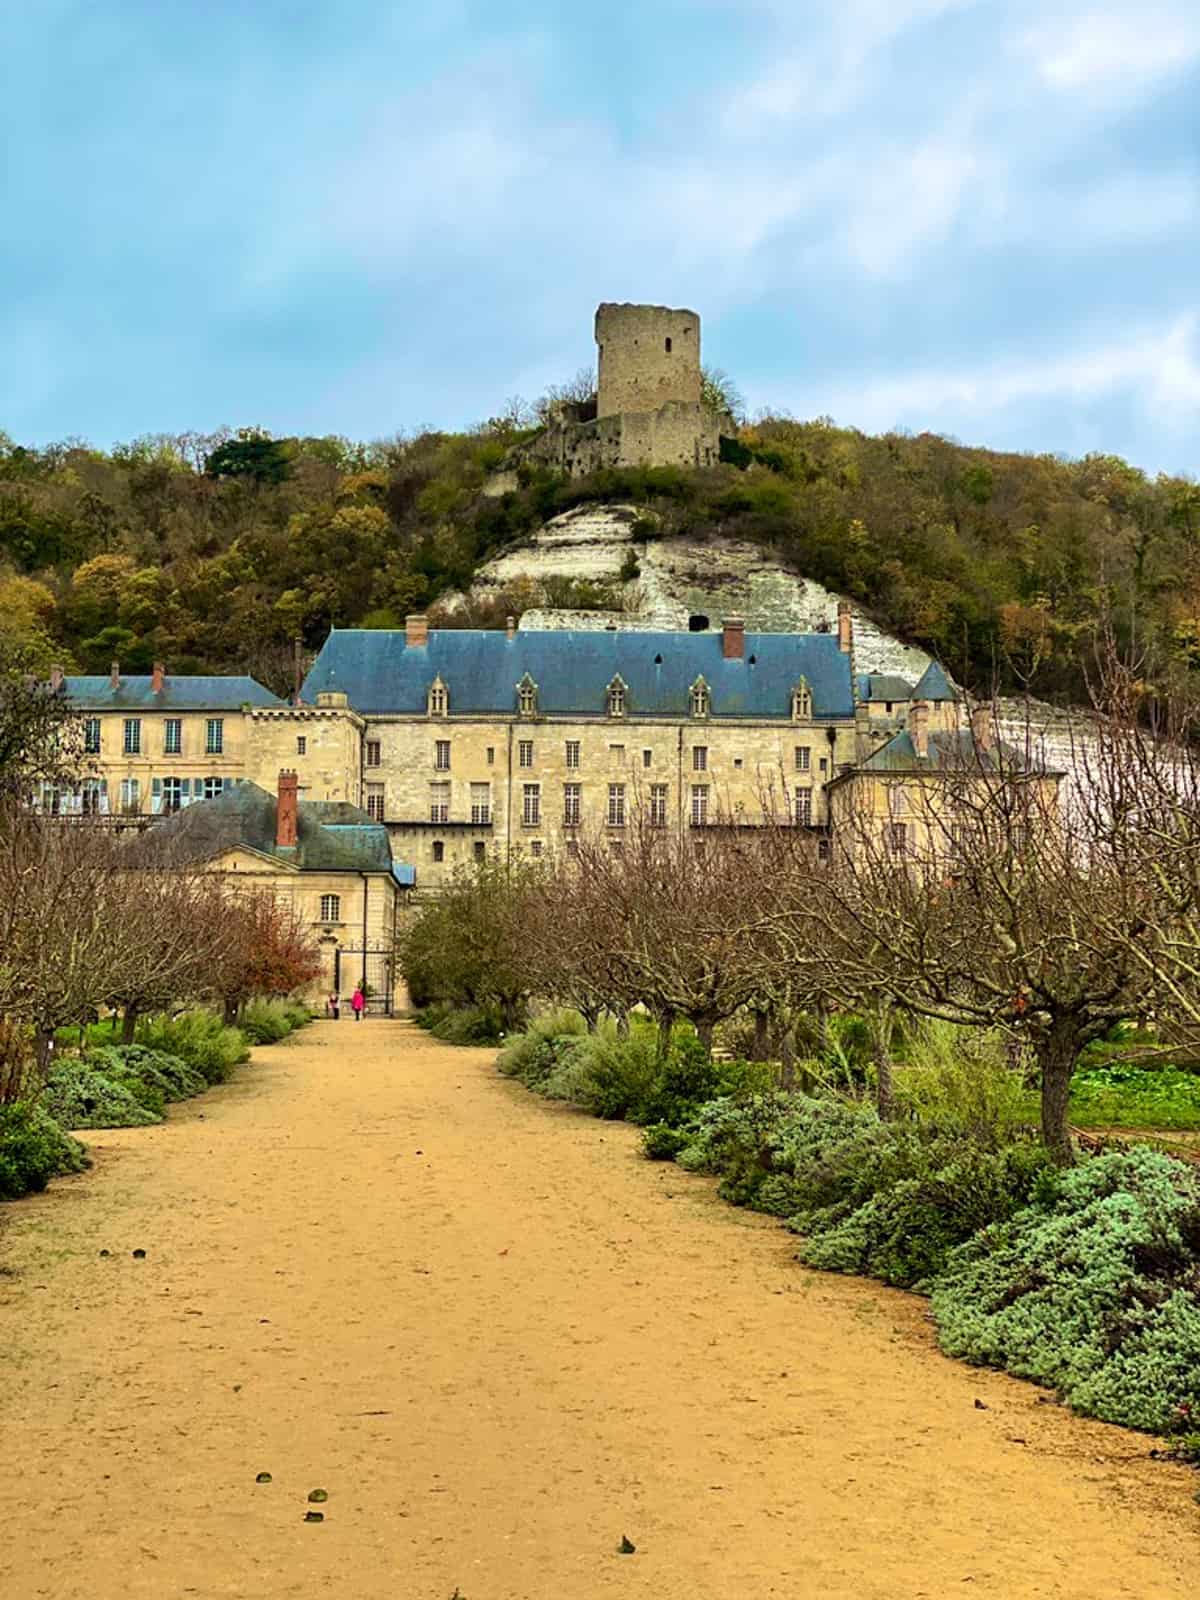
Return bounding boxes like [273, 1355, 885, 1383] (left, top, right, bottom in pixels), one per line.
[84, 717, 101, 754]
[794, 788, 812, 826]
[203, 776, 224, 800]
[609, 743, 624, 764]
[123, 718, 141, 755]
[366, 784, 385, 822]
[691, 785, 709, 827]
[473, 840, 486, 862]
[530, 839, 543, 858]
[486, 746, 495, 765]
[365, 739, 382, 767]
[522, 783, 541, 827]
[162, 776, 183, 813]
[819, 756, 828, 774]
[565, 739, 580, 769]
[120, 777, 140, 813]
[297, 735, 307, 756]
[163, 718, 181, 755]
[81, 778, 107, 816]
[432, 840, 445, 862]
[518, 739, 534, 769]
[429, 781, 450, 823]
[434, 739, 450, 770]
[794, 746, 810, 772]
[642, 749, 652, 768]
[693, 745, 708, 772]
[206, 718, 224, 755]
[470, 783, 491, 824]
[320, 893, 341, 922]
[650, 784, 668, 826]
[563, 782, 581, 826]
[565, 838, 579, 858]
[888, 822, 909, 855]
[607, 783, 626, 827]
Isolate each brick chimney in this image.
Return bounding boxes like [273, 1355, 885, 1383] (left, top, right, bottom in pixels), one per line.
[506, 615, 516, 640]
[837, 601, 853, 654]
[49, 663, 64, 693]
[971, 705, 994, 754]
[910, 699, 930, 759]
[110, 659, 120, 689]
[276, 769, 299, 848]
[405, 614, 428, 648]
[151, 661, 165, 694]
[722, 617, 745, 660]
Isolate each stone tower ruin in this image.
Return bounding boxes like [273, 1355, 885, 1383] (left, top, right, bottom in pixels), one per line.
[595, 302, 702, 418]
[489, 302, 722, 488]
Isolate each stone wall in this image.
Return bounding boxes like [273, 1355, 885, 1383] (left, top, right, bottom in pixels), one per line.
[512, 402, 720, 477]
[595, 302, 702, 417]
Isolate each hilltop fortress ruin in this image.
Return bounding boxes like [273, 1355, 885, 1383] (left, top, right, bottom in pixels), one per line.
[491, 303, 722, 487]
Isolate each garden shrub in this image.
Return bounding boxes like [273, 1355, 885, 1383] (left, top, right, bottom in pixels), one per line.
[0, 1101, 89, 1199]
[569, 1029, 662, 1121]
[428, 1003, 505, 1046]
[136, 1012, 249, 1084]
[85, 1045, 206, 1102]
[497, 1009, 587, 1086]
[642, 1122, 694, 1161]
[240, 999, 295, 1045]
[800, 1140, 1054, 1289]
[930, 1147, 1200, 1434]
[43, 1060, 162, 1129]
[894, 1021, 1028, 1145]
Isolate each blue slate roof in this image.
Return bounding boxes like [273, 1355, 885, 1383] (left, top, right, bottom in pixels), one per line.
[853, 730, 1046, 775]
[911, 661, 956, 702]
[301, 628, 856, 720]
[64, 675, 284, 711]
[141, 782, 396, 871]
[856, 673, 913, 703]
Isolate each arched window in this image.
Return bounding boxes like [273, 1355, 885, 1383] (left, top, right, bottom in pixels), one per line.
[606, 676, 626, 717]
[516, 674, 538, 717]
[689, 677, 710, 718]
[791, 679, 812, 720]
[428, 676, 448, 716]
[320, 893, 341, 923]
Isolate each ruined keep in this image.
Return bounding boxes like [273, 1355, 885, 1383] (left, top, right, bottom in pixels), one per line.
[490, 302, 722, 487]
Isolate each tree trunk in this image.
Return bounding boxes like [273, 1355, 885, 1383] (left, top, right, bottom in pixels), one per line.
[615, 1009, 629, 1039]
[751, 1010, 769, 1062]
[695, 1018, 715, 1058]
[121, 1003, 139, 1045]
[779, 1030, 796, 1091]
[34, 1027, 55, 1078]
[1037, 1019, 1081, 1165]
[223, 997, 239, 1026]
[870, 1006, 896, 1121]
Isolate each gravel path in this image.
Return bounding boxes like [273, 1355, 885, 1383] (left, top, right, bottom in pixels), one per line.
[1, 1020, 1196, 1599]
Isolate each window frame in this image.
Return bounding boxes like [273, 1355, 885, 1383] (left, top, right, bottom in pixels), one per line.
[607, 783, 626, 828]
[205, 717, 224, 756]
[163, 717, 182, 756]
[563, 782, 581, 826]
[690, 784, 709, 827]
[320, 893, 342, 924]
[522, 782, 541, 827]
[434, 739, 451, 771]
[123, 717, 141, 755]
[365, 739, 382, 768]
[84, 717, 102, 755]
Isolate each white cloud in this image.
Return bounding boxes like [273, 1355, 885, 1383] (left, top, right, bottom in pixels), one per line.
[1017, 5, 1200, 93]
[805, 313, 1200, 437]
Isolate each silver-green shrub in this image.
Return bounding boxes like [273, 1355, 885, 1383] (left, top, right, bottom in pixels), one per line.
[930, 1147, 1200, 1433]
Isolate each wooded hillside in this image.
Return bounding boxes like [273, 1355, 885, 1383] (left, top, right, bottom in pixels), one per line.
[1, 415, 1195, 701]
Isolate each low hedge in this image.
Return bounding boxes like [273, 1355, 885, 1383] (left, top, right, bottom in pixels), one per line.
[0, 1101, 89, 1199]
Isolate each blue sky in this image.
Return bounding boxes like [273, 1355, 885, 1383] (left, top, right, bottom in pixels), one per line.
[3, 0, 1198, 474]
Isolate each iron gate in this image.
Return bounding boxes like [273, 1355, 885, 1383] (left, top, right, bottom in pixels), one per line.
[333, 948, 395, 1016]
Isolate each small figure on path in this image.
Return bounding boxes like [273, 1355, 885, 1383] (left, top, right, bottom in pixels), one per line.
[351, 986, 365, 1022]
[327, 992, 340, 1021]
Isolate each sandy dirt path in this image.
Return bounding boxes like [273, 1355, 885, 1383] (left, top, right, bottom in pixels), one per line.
[1, 1020, 1197, 1600]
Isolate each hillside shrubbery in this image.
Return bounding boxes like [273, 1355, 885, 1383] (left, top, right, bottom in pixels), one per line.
[3, 417, 1195, 701]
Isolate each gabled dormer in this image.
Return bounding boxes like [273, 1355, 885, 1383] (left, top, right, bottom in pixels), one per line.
[427, 675, 448, 717]
[516, 673, 538, 717]
[606, 674, 627, 718]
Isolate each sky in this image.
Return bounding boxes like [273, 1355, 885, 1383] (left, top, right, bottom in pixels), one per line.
[2, 0, 1198, 474]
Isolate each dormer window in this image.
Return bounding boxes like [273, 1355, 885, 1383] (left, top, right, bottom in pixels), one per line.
[791, 678, 812, 721]
[517, 674, 538, 717]
[606, 675, 627, 718]
[427, 676, 448, 717]
[689, 676, 710, 718]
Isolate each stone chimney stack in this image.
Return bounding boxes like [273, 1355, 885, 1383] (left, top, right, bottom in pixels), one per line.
[49, 663, 64, 693]
[110, 660, 120, 690]
[506, 615, 516, 641]
[971, 705, 994, 754]
[405, 614, 428, 649]
[276, 769, 299, 848]
[722, 617, 745, 660]
[910, 699, 930, 759]
[151, 661, 165, 694]
[837, 601, 854, 654]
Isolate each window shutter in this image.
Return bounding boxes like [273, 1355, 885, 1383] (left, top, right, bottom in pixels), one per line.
[180, 779, 191, 805]
[99, 780, 109, 816]
[150, 778, 163, 816]
[223, 776, 233, 791]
